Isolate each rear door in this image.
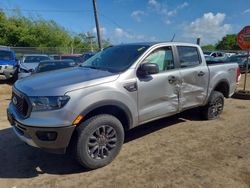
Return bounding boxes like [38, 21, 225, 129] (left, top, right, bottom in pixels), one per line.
[175, 46, 209, 110]
[137, 46, 181, 123]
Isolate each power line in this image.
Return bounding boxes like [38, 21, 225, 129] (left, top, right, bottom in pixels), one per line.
[99, 11, 148, 42]
[1, 8, 92, 13]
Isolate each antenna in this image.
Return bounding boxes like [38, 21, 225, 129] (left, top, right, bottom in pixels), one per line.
[171, 34, 176, 42]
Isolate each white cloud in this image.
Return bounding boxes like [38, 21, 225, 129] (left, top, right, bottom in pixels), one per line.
[113, 27, 157, 43]
[148, 0, 167, 15]
[243, 9, 250, 14]
[148, 0, 160, 10]
[184, 12, 232, 44]
[167, 2, 188, 16]
[114, 28, 132, 39]
[131, 10, 146, 22]
[148, 0, 188, 24]
[92, 27, 107, 36]
[165, 20, 171, 25]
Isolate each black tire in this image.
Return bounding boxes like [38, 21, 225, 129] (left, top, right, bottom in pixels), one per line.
[75, 114, 124, 169]
[202, 91, 224, 120]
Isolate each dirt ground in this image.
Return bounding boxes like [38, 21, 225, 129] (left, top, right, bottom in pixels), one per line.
[0, 75, 250, 188]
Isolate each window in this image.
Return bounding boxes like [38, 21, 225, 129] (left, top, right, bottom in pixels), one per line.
[217, 52, 223, 57]
[177, 46, 201, 68]
[211, 53, 217, 57]
[24, 56, 50, 63]
[0, 51, 14, 61]
[81, 44, 149, 73]
[143, 47, 174, 72]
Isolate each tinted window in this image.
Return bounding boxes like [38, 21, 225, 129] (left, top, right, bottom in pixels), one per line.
[24, 56, 50, 63]
[177, 46, 200, 68]
[217, 52, 223, 57]
[0, 51, 14, 61]
[81, 45, 149, 73]
[144, 47, 174, 72]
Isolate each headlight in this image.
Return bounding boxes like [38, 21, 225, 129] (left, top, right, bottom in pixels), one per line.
[6, 65, 14, 70]
[29, 96, 70, 111]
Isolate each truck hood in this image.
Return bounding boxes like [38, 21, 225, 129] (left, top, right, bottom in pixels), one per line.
[20, 62, 39, 70]
[15, 67, 119, 96]
[0, 59, 15, 65]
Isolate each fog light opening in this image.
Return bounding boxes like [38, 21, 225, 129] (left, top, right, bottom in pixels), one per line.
[36, 131, 57, 141]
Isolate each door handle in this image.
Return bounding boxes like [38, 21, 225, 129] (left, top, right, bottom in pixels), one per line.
[168, 75, 177, 84]
[198, 71, 205, 77]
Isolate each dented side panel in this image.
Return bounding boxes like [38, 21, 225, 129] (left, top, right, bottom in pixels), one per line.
[179, 64, 209, 110]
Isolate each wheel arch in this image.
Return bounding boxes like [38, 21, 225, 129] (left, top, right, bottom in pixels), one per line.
[79, 100, 133, 131]
[212, 79, 230, 98]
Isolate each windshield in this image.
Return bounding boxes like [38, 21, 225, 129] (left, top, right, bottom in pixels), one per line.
[81, 45, 149, 73]
[24, 56, 50, 63]
[37, 61, 76, 73]
[0, 51, 14, 61]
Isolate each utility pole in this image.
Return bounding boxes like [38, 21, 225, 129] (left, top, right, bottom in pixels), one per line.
[92, 0, 102, 50]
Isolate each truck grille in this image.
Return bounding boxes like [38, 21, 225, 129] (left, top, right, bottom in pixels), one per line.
[12, 89, 30, 117]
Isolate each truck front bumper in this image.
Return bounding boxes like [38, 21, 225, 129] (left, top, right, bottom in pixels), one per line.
[7, 109, 75, 154]
[0, 66, 17, 80]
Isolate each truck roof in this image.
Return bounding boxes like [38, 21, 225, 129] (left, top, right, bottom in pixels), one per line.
[116, 42, 200, 48]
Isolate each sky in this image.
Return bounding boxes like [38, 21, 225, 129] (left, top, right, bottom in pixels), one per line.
[1, 0, 250, 45]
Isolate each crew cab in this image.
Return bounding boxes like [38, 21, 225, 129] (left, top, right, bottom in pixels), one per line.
[7, 42, 240, 169]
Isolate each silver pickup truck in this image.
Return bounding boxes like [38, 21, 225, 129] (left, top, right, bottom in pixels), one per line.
[7, 42, 240, 169]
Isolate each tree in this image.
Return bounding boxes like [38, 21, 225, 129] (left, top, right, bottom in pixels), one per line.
[0, 10, 110, 53]
[216, 34, 240, 50]
[201, 44, 215, 51]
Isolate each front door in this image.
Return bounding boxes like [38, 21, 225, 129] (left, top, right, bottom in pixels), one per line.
[137, 46, 181, 123]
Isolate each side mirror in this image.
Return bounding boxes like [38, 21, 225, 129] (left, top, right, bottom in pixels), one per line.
[139, 63, 159, 76]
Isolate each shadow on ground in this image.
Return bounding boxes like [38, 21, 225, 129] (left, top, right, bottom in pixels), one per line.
[0, 108, 201, 179]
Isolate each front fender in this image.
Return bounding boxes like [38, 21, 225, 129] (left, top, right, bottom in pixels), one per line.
[65, 84, 138, 128]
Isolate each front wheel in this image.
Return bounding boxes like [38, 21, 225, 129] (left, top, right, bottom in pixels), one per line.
[75, 114, 124, 169]
[202, 91, 224, 120]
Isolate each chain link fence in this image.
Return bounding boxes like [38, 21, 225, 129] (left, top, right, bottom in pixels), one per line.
[10, 47, 93, 58]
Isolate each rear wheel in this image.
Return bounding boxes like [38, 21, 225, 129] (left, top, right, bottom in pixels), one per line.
[202, 91, 224, 120]
[75, 114, 124, 169]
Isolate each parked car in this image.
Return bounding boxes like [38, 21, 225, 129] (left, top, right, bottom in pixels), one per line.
[82, 52, 96, 62]
[204, 51, 227, 59]
[0, 46, 18, 80]
[228, 55, 250, 73]
[36, 60, 77, 73]
[7, 42, 240, 169]
[205, 55, 228, 65]
[49, 54, 61, 60]
[18, 54, 50, 79]
[61, 54, 83, 65]
[18, 60, 77, 79]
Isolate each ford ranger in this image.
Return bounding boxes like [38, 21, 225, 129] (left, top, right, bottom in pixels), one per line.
[7, 42, 240, 169]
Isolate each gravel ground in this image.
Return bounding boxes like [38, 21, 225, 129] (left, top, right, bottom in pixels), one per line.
[0, 75, 249, 188]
